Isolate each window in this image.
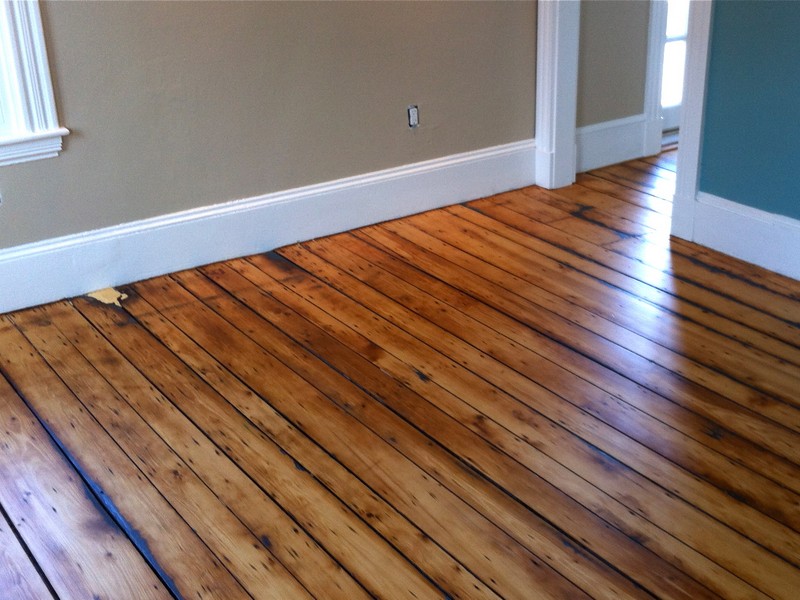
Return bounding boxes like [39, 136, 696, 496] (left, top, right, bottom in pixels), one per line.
[0, 0, 68, 166]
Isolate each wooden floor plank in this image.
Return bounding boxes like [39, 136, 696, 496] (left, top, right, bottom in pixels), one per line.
[444, 204, 800, 395]
[247, 253, 780, 594]
[241, 253, 781, 600]
[357, 224, 800, 467]
[396, 210, 800, 415]
[0, 505, 55, 600]
[275, 239, 800, 595]
[531, 182, 671, 232]
[156, 271, 596, 600]
[641, 147, 677, 171]
[469, 196, 800, 352]
[195, 261, 685, 600]
[463, 201, 800, 360]
[575, 173, 673, 215]
[554, 184, 672, 232]
[378, 213, 800, 434]
[108, 292, 509, 600]
[57, 300, 370, 600]
[669, 236, 800, 300]
[609, 235, 800, 322]
[0, 367, 169, 600]
[127, 276, 515, 600]
[625, 159, 678, 183]
[258, 247, 780, 596]
[225, 256, 745, 600]
[336, 231, 800, 496]
[77, 293, 448, 600]
[518, 186, 657, 240]
[588, 163, 676, 200]
[0, 315, 249, 599]
[14, 303, 325, 600]
[484, 189, 569, 223]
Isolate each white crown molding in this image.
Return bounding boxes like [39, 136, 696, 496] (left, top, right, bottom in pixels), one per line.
[694, 192, 800, 280]
[535, 0, 579, 189]
[0, 140, 536, 314]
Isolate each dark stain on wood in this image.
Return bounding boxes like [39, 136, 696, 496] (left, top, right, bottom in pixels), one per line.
[414, 369, 431, 382]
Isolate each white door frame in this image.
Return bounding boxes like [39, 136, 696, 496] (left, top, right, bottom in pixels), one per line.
[643, 0, 668, 154]
[535, 0, 712, 225]
[534, 0, 579, 189]
[671, 0, 713, 239]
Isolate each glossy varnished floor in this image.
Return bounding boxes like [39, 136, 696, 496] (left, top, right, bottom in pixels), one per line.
[2, 148, 800, 599]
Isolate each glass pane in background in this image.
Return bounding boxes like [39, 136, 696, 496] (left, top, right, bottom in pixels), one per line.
[666, 0, 690, 40]
[661, 40, 686, 108]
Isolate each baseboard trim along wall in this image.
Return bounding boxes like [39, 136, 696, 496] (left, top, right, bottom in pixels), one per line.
[693, 192, 800, 280]
[0, 139, 536, 314]
[575, 114, 661, 173]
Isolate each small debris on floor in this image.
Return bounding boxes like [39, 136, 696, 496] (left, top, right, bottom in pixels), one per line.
[86, 287, 128, 308]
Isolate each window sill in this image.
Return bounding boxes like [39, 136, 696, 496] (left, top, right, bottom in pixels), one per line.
[0, 127, 69, 167]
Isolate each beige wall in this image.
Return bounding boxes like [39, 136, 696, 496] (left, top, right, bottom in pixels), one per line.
[0, 1, 536, 249]
[577, 0, 650, 127]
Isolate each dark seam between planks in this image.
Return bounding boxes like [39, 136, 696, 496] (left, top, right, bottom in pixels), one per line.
[589, 169, 674, 201]
[50, 303, 323, 599]
[72, 298, 371, 600]
[425, 210, 800, 406]
[349, 228, 800, 487]
[349, 227, 800, 449]
[568, 204, 642, 239]
[92, 290, 437, 600]
[0, 359, 183, 600]
[324, 234, 800, 514]
[459, 204, 800, 370]
[294, 241, 800, 541]
[0, 498, 60, 600]
[166, 271, 511, 600]
[192, 266, 663, 600]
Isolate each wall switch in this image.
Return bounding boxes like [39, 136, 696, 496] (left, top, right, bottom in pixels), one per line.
[407, 104, 419, 128]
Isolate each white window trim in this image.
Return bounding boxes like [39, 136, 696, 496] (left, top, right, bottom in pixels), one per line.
[0, 0, 68, 167]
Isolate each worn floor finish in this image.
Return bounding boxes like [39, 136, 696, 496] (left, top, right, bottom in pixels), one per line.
[1, 149, 799, 599]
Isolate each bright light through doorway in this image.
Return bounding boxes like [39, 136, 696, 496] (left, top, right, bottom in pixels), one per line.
[661, 0, 690, 131]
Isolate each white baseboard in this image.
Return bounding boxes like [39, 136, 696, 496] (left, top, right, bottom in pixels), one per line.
[693, 192, 800, 280]
[576, 114, 661, 172]
[0, 140, 536, 314]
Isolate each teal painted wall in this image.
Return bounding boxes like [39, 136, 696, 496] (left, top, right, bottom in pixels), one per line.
[699, 0, 800, 220]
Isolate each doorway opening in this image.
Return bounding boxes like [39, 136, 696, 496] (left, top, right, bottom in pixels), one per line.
[661, 0, 690, 145]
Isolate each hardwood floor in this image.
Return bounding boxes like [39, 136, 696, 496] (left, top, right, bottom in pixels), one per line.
[2, 148, 799, 599]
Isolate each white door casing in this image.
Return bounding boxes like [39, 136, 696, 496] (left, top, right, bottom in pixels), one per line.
[535, 0, 579, 189]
